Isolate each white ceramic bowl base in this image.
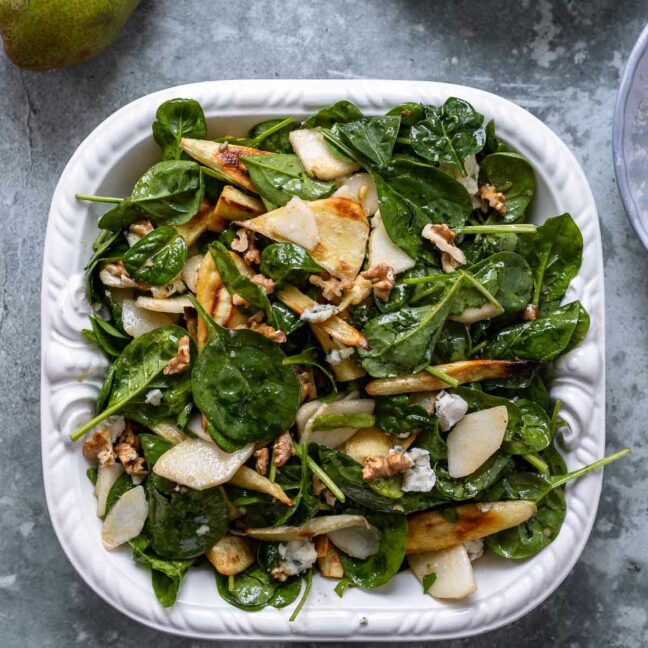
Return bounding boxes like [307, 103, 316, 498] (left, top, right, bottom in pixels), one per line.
[41, 80, 604, 641]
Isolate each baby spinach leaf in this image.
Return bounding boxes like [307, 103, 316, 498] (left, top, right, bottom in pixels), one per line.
[242, 153, 336, 207]
[334, 116, 401, 166]
[415, 421, 448, 462]
[517, 213, 583, 310]
[192, 327, 300, 445]
[483, 119, 508, 155]
[97, 199, 145, 231]
[106, 473, 136, 514]
[410, 98, 486, 174]
[421, 572, 437, 592]
[338, 511, 407, 589]
[140, 433, 172, 467]
[375, 395, 434, 438]
[95, 363, 116, 413]
[484, 472, 565, 559]
[152, 98, 207, 161]
[371, 157, 473, 258]
[72, 326, 190, 440]
[483, 301, 588, 361]
[283, 347, 337, 398]
[260, 242, 324, 286]
[312, 412, 375, 431]
[359, 277, 464, 377]
[85, 230, 129, 300]
[302, 100, 364, 128]
[271, 301, 305, 335]
[209, 241, 273, 322]
[82, 315, 129, 358]
[434, 453, 513, 501]
[386, 102, 425, 127]
[248, 118, 299, 153]
[478, 153, 536, 223]
[215, 565, 302, 611]
[145, 480, 229, 560]
[122, 226, 188, 285]
[431, 321, 470, 363]
[129, 161, 205, 225]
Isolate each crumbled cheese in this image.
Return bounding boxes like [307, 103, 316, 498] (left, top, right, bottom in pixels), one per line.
[465, 539, 484, 562]
[441, 154, 480, 208]
[196, 524, 210, 536]
[100, 416, 126, 443]
[435, 390, 468, 431]
[325, 346, 354, 365]
[277, 540, 317, 576]
[402, 448, 436, 493]
[300, 303, 339, 323]
[144, 389, 164, 406]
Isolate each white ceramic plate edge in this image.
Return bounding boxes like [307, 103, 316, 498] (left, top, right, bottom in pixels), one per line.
[41, 79, 605, 641]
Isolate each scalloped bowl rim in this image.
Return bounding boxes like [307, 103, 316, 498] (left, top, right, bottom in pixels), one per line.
[41, 79, 605, 641]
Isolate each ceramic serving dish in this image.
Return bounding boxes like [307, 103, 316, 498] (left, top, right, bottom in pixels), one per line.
[613, 23, 648, 251]
[41, 79, 605, 641]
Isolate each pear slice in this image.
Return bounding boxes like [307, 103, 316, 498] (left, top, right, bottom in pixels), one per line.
[237, 196, 369, 281]
[135, 295, 193, 314]
[334, 172, 379, 216]
[206, 535, 256, 576]
[343, 427, 393, 464]
[289, 129, 360, 180]
[406, 501, 537, 554]
[449, 302, 504, 324]
[95, 463, 123, 518]
[244, 514, 369, 541]
[180, 138, 268, 193]
[153, 438, 255, 490]
[408, 545, 476, 599]
[229, 466, 293, 506]
[213, 185, 265, 221]
[314, 535, 345, 578]
[328, 524, 381, 559]
[366, 359, 538, 396]
[368, 210, 416, 275]
[447, 406, 508, 478]
[101, 485, 148, 550]
[121, 299, 175, 338]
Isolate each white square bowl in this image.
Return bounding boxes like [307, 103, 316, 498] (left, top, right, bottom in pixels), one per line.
[41, 79, 604, 641]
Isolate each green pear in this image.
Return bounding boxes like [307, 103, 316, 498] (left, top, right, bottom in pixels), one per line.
[0, 0, 141, 71]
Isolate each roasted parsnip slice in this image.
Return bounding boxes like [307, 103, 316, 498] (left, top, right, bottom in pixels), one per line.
[314, 535, 345, 579]
[180, 138, 268, 193]
[310, 324, 366, 381]
[237, 196, 369, 281]
[213, 185, 265, 222]
[244, 514, 369, 541]
[277, 283, 367, 348]
[366, 360, 538, 396]
[229, 466, 293, 506]
[206, 535, 256, 576]
[176, 200, 225, 245]
[196, 252, 222, 349]
[405, 501, 537, 555]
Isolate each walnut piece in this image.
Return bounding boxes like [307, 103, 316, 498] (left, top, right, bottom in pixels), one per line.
[83, 429, 114, 467]
[309, 274, 352, 301]
[479, 184, 507, 216]
[254, 448, 269, 476]
[361, 263, 395, 302]
[273, 432, 295, 467]
[421, 223, 466, 273]
[270, 566, 289, 582]
[231, 230, 261, 266]
[128, 220, 154, 237]
[522, 304, 539, 321]
[150, 277, 186, 299]
[251, 274, 276, 294]
[238, 320, 287, 343]
[114, 425, 147, 476]
[312, 476, 337, 507]
[101, 260, 149, 290]
[163, 335, 191, 375]
[362, 448, 414, 481]
[296, 367, 317, 402]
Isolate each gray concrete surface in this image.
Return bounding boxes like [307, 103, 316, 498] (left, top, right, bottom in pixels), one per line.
[0, 0, 646, 645]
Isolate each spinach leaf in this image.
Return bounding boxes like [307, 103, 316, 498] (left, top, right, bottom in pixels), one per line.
[192, 327, 300, 445]
[434, 453, 513, 501]
[260, 242, 324, 286]
[82, 315, 129, 358]
[338, 511, 407, 589]
[122, 226, 188, 285]
[517, 213, 583, 310]
[410, 98, 486, 174]
[106, 473, 136, 514]
[484, 472, 565, 559]
[129, 161, 205, 225]
[140, 433, 172, 467]
[483, 119, 508, 155]
[152, 98, 207, 161]
[415, 421, 448, 462]
[145, 480, 229, 559]
[85, 229, 129, 300]
[72, 326, 190, 440]
[271, 301, 305, 336]
[248, 118, 299, 153]
[479, 152, 535, 223]
[386, 102, 425, 127]
[374, 395, 434, 438]
[371, 157, 473, 258]
[421, 572, 437, 592]
[97, 199, 145, 231]
[215, 565, 302, 611]
[302, 100, 364, 128]
[431, 321, 470, 363]
[334, 116, 401, 166]
[130, 535, 194, 607]
[241, 153, 336, 207]
[483, 301, 588, 361]
[95, 363, 116, 413]
[209, 241, 273, 322]
[283, 347, 337, 398]
[359, 277, 464, 377]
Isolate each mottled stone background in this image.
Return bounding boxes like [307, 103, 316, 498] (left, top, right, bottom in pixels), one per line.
[0, 0, 646, 646]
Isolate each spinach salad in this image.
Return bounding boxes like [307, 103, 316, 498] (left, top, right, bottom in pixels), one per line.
[74, 96, 629, 616]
